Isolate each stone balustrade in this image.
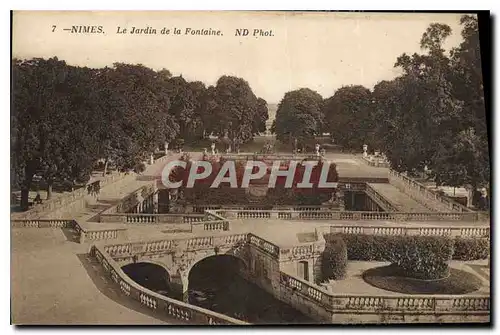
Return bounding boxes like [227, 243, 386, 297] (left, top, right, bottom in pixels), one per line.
[364, 183, 399, 212]
[279, 271, 490, 319]
[198, 205, 337, 215]
[248, 233, 280, 258]
[100, 183, 156, 216]
[328, 224, 489, 238]
[219, 153, 319, 161]
[388, 170, 473, 213]
[10, 218, 125, 243]
[102, 233, 249, 259]
[91, 245, 247, 325]
[216, 209, 488, 222]
[361, 155, 391, 168]
[191, 220, 229, 232]
[100, 213, 206, 224]
[12, 172, 132, 220]
[11, 219, 74, 228]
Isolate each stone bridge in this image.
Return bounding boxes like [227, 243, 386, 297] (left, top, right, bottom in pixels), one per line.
[101, 230, 325, 302]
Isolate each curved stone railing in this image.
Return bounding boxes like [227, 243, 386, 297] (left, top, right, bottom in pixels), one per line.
[216, 209, 489, 222]
[364, 183, 399, 212]
[91, 245, 247, 325]
[388, 170, 473, 213]
[279, 271, 490, 321]
[327, 224, 489, 238]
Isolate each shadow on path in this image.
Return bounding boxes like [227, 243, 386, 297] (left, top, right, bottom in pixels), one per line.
[76, 253, 194, 325]
[60, 228, 80, 243]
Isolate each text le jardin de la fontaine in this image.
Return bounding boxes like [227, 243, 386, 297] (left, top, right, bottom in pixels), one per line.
[117, 26, 274, 37]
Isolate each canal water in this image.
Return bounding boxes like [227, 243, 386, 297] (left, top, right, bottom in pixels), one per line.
[186, 256, 313, 324]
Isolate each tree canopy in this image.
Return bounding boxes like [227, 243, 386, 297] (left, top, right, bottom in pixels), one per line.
[11, 60, 268, 210]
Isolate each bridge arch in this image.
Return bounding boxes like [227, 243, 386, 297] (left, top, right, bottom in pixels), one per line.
[121, 261, 174, 297]
[184, 253, 248, 302]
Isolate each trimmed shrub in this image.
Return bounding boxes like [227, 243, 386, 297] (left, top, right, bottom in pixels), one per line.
[453, 238, 489, 261]
[321, 235, 348, 281]
[391, 236, 453, 280]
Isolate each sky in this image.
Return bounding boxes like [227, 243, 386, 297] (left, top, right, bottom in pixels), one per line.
[12, 11, 467, 103]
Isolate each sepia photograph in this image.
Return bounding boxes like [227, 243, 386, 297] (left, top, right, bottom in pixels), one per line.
[10, 10, 491, 325]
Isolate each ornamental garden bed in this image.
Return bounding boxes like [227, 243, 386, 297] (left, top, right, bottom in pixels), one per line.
[362, 264, 482, 295]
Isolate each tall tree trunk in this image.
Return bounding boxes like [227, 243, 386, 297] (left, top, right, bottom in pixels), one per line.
[46, 179, 53, 200]
[20, 167, 34, 211]
[20, 188, 30, 211]
[102, 158, 109, 177]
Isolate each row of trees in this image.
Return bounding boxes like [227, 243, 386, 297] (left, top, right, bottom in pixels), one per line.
[273, 15, 489, 194]
[12, 60, 268, 209]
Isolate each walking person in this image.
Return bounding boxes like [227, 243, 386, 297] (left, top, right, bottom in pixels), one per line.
[95, 181, 101, 198]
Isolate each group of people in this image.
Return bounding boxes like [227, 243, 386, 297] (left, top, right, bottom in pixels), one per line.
[87, 181, 101, 198]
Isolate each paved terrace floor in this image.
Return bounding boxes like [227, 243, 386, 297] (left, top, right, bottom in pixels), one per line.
[367, 183, 429, 212]
[11, 228, 172, 325]
[325, 154, 389, 180]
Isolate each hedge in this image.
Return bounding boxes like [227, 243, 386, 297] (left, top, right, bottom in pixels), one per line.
[325, 234, 489, 262]
[325, 234, 454, 280]
[321, 235, 348, 281]
[452, 237, 490, 261]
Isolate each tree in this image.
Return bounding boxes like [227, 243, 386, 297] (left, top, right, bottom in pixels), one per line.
[274, 88, 323, 150]
[322, 85, 373, 151]
[12, 57, 74, 206]
[253, 98, 269, 134]
[94, 63, 178, 174]
[373, 23, 461, 174]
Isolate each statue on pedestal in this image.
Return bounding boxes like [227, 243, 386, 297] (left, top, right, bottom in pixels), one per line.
[363, 144, 368, 157]
[164, 142, 169, 155]
[211, 142, 216, 155]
